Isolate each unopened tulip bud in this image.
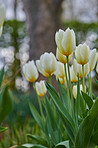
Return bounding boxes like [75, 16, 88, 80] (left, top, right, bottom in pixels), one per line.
[73, 84, 86, 99]
[75, 43, 90, 65]
[22, 60, 39, 82]
[70, 65, 78, 82]
[35, 80, 47, 97]
[89, 49, 97, 72]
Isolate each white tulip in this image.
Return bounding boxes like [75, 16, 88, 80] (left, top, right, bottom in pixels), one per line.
[55, 28, 76, 56]
[73, 84, 86, 99]
[55, 62, 65, 79]
[36, 52, 57, 77]
[70, 65, 78, 82]
[35, 80, 47, 97]
[56, 48, 73, 64]
[75, 43, 90, 65]
[89, 49, 97, 72]
[22, 60, 39, 82]
[73, 59, 89, 79]
[0, 2, 5, 36]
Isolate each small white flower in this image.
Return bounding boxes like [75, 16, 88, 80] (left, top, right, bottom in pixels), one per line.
[35, 80, 47, 97]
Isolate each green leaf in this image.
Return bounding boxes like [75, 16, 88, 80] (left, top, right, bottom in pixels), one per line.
[90, 129, 98, 146]
[58, 80, 68, 111]
[45, 96, 61, 144]
[0, 127, 8, 133]
[0, 86, 13, 123]
[55, 140, 69, 148]
[75, 74, 80, 126]
[27, 134, 48, 146]
[94, 78, 98, 86]
[46, 82, 76, 144]
[0, 67, 4, 88]
[81, 91, 93, 109]
[75, 98, 98, 148]
[29, 101, 44, 132]
[16, 144, 48, 148]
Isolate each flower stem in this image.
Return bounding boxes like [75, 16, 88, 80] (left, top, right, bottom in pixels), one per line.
[82, 65, 85, 92]
[89, 73, 92, 97]
[48, 75, 52, 85]
[67, 56, 74, 116]
[33, 83, 44, 119]
[64, 63, 71, 115]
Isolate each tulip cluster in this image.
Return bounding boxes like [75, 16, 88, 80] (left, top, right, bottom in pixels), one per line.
[22, 27, 97, 116]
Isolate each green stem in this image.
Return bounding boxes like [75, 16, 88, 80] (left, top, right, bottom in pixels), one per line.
[82, 65, 85, 92]
[48, 75, 52, 85]
[67, 56, 74, 116]
[33, 83, 44, 119]
[87, 74, 90, 95]
[89, 73, 92, 97]
[64, 63, 71, 114]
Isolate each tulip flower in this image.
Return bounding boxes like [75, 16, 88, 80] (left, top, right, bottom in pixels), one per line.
[0, 2, 5, 36]
[89, 49, 97, 72]
[35, 81, 47, 97]
[75, 43, 90, 65]
[70, 65, 78, 82]
[55, 28, 76, 56]
[22, 60, 39, 82]
[54, 62, 65, 79]
[73, 84, 86, 99]
[73, 59, 89, 79]
[36, 52, 57, 77]
[56, 48, 73, 64]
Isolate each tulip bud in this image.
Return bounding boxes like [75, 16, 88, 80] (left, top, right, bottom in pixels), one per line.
[70, 65, 78, 82]
[73, 84, 86, 99]
[22, 60, 39, 82]
[36, 52, 57, 77]
[35, 80, 47, 97]
[89, 49, 97, 72]
[75, 43, 90, 65]
[56, 48, 73, 64]
[55, 28, 76, 56]
[73, 59, 89, 79]
[0, 2, 5, 36]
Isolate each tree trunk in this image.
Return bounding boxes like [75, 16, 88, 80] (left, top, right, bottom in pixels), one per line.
[23, 0, 64, 60]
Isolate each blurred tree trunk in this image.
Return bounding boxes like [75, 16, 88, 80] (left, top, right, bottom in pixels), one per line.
[23, 0, 64, 60]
